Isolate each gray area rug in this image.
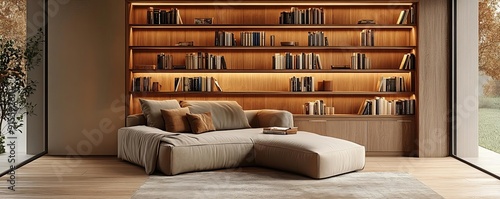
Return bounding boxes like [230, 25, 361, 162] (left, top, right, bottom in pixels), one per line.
[132, 168, 443, 199]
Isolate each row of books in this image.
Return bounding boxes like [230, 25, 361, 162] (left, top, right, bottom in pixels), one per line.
[157, 53, 173, 69]
[358, 97, 415, 115]
[273, 52, 323, 70]
[185, 52, 227, 70]
[397, 5, 417, 25]
[279, 7, 325, 24]
[399, 53, 416, 70]
[240, 32, 266, 46]
[308, 31, 329, 46]
[214, 31, 237, 46]
[303, 100, 326, 115]
[360, 29, 374, 46]
[290, 76, 316, 92]
[377, 76, 408, 92]
[145, 7, 415, 25]
[147, 7, 183, 25]
[351, 53, 371, 69]
[173, 76, 223, 92]
[132, 77, 153, 92]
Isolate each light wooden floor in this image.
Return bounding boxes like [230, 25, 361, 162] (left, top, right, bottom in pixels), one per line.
[0, 153, 35, 173]
[0, 156, 499, 199]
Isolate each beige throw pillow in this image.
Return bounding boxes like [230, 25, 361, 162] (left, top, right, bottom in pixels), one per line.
[186, 112, 216, 134]
[180, 101, 251, 130]
[161, 108, 191, 133]
[139, 99, 181, 130]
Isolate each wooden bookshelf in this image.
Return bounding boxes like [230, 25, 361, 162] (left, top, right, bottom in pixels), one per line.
[130, 46, 415, 50]
[131, 91, 415, 96]
[130, 24, 415, 29]
[126, 0, 419, 156]
[130, 69, 414, 73]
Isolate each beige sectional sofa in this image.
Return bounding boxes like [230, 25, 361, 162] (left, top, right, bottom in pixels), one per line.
[118, 100, 365, 179]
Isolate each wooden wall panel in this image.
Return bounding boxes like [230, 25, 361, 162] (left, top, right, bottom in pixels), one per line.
[418, 0, 450, 157]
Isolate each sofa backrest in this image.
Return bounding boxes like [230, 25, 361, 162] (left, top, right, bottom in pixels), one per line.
[125, 109, 294, 128]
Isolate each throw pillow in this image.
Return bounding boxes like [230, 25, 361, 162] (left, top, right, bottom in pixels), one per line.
[186, 112, 216, 134]
[139, 99, 181, 130]
[161, 108, 191, 133]
[180, 101, 251, 130]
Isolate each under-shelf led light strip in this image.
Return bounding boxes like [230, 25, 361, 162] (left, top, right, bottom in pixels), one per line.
[130, 2, 414, 6]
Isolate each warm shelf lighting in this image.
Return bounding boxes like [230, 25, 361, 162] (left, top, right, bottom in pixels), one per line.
[130, 2, 414, 6]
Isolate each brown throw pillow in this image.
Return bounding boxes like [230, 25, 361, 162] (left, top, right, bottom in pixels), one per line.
[186, 112, 216, 134]
[161, 108, 191, 133]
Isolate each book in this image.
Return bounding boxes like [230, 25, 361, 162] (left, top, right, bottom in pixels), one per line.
[263, 127, 298, 135]
[399, 54, 409, 69]
[214, 78, 223, 91]
[397, 9, 409, 24]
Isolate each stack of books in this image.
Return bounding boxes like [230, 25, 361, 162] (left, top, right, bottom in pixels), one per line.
[279, 7, 325, 24]
[358, 97, 415, 115]
[132, 77, 152, 92]
[174, 76, 222, 92]
[263, 127, 298, 135]
[308, 31, 328, 46]
[377, 76, 407, 92]
[147, 7, 183, 25]
[185, 52, 227, 70]
[351, 53, 371, 69]
[290, 76, 315, 92]
[240, 31, 266, 46]
[399, 53, 416, 70]
[273, 52, 323, 70]
[215, 30, 236, 46]
[360, 29, 374, 46]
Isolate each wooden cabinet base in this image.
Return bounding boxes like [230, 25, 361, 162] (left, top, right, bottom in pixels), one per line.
[294, 115, 416, 157]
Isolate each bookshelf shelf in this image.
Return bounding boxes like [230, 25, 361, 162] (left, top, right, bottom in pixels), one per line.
[130, 24, 416, 29]
[293, 114, 415, 119]
[129, 1, 416, 6]
[131, 91, 415, 96]
[131, 69, 414, 73]
[130, 46, 416, 51]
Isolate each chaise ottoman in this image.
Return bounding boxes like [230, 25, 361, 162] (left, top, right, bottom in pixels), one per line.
[253, 131, 366, 179]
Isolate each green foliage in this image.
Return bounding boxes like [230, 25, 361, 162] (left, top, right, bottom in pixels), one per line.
[479, 108, 500, 154]
[0, 29, 43, 154]
[479, 97, 500, 109]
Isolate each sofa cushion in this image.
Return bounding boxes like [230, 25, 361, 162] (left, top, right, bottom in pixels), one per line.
[126, 114, 146, 127]
[256, 109, 294, 128]
[140, 99, 181, 130]
[161, 108, 191, 133]
[180, 100, 251, 130]
[253, 132, 366, 179]
[156, 128, 260, 175]
[186, 112, 216, 134]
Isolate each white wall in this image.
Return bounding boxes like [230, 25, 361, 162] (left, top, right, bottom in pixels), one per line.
[48, 0, 125, 155]
[455, 0, 479, 157]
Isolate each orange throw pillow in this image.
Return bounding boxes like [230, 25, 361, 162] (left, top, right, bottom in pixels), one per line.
[161, 108, 191, 133]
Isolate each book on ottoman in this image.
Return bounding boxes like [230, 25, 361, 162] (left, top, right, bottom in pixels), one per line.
[263, 127, 298, 135]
